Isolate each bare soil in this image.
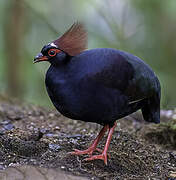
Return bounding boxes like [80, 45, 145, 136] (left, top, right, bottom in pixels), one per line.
[0, 95, 176, 179]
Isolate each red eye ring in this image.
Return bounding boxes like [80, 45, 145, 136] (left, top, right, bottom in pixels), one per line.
[48, 49, 60, 57]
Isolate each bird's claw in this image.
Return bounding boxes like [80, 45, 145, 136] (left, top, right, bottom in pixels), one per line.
[83, 153, 108, 165]
[69, 149, 108, 165]
[69, 148, 110, 159]
[68, 148, 93, 156]
[69, 148, 104, 157]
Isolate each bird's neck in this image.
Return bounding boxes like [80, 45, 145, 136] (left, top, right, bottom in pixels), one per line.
[50, 54, 72, 67]
[48, 60, 70, 78]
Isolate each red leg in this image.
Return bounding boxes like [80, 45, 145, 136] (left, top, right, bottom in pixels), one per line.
[69, 125, 108, 156]
[84, 122, 117, 165]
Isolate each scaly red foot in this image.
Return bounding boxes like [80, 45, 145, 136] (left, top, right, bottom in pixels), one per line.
[84, 153, 108, 165]
[69, 123, 116, 165]
[69, 147, 103, 156]
[69, 125, 108, 157]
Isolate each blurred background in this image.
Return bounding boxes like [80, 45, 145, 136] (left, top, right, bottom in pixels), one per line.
[0, 0, 176, 109]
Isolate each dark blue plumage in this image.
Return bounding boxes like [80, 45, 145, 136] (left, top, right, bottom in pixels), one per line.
[34, 23, 161, 164]
[45, 48, 160, 126]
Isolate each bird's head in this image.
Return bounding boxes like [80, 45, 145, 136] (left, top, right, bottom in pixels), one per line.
[34, 22, 87, 65]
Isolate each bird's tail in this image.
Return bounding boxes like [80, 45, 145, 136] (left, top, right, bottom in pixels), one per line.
[141, 91, 161, 124]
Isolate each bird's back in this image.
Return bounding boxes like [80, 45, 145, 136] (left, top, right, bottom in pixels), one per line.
[70, 48, 160, 99]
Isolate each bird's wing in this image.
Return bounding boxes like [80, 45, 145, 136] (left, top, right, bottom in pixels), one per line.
[90, 51, 157, 102]
[91, 56, 134, 92]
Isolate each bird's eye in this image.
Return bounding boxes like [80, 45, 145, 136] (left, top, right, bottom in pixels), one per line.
[48, 48, 61, 57]
[48, 49, 57, 56]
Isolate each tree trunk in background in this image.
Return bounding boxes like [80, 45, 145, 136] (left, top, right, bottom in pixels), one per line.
[4, 0, 24, 97]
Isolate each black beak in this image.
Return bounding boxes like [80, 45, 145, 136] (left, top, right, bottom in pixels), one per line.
[33, 53, 48, 63]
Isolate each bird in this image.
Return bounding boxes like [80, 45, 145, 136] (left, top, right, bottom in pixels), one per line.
[34, 22, 161, 165]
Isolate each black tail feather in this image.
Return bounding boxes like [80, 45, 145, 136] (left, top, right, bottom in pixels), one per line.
[142, 93, 160, 124]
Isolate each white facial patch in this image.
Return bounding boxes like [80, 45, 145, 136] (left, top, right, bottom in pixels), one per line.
[48, 42, 58, 48]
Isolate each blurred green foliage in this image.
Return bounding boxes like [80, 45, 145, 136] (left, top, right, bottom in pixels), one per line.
[0, 0, 175, 108]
